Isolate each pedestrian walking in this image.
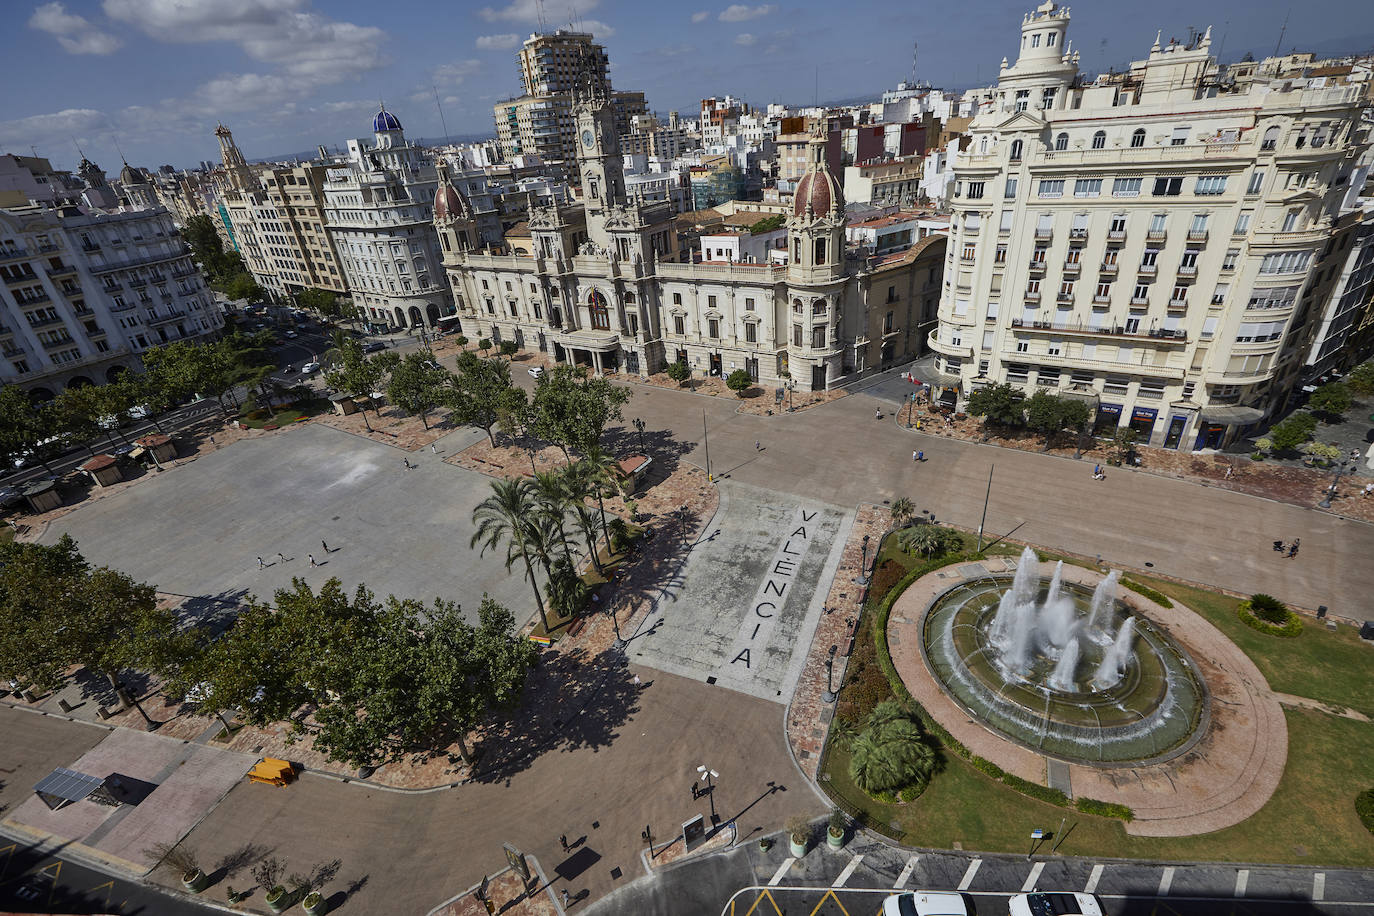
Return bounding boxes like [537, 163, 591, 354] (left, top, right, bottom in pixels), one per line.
[917, 450, 924, 462]
[257, 556, 265, 570]
[632, 673, 642, 687]
[1093, 463, 1101, 478]
[561, 889, 570, 908]
[1352, 449, 1361, 463]
[1288, 538, 1300, 558]
[277, 552, 286, 563]
[755, 440, 761, 451]
[1224, 465, 1234, 480]
[322, 539, 329, 553]
[403, 457, 412, 470]
[1364, 482, 1373, 498]
[308, 553, 318, 567]
[559, 834, 569, 852]
[430, 443, 437, 454]
[912, 450, 919, 462]
[209, 436, 215, 446]
[875, 408, 882, 420]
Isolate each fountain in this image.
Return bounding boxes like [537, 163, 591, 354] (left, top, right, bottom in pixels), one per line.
[921, 548, 1205, 763]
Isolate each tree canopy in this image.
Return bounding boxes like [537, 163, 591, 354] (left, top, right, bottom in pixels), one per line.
[528, 364, 631, 459]
[966, 383, 1026, 426]
[1023, 390, 1091, 449]
[1308, 382, 1351, 418]
[443, 356, 527, 446]
[386, 351, 451, 430]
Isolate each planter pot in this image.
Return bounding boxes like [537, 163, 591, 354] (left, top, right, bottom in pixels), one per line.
[789, 836, 807, 858]
[266, 887, 290, 914]
[758, 837, 773, 852]
[182, 869, 211, 893]
[826, 829, 845, 849]
[303, 892, 329, 915]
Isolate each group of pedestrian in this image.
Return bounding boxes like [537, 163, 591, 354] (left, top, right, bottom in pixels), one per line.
[1273, 537, 1300, 558]
[1092, 464, 1106, 481]
[258, 540, 332, 571]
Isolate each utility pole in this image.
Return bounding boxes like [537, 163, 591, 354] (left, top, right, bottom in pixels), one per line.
[702, 408, 711, 482]
[976, 465, 994, 552]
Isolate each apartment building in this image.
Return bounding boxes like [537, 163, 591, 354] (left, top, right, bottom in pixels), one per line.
[933, 0, 1371, 451]
[0, 170, 221, 396]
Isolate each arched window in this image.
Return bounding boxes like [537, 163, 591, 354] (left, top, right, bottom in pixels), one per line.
[588, 289, 610, 330]
[1131, 128, 1146, 148]
[1261, 125, 1279, 150]
[1009, 139, 1023, 161]
[1054, 133, 1068, 151]
[1092, 130, 1106, 149]
[624, 291, 635, 305]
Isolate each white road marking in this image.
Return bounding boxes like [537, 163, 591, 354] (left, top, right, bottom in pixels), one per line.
[1235, 869, 1249, 897]
[1314, 873, 1326, 902]
[1084, 863, 1104, 894]
[1022, 862, 1045, 892]
[893, 855, 919, 889]
[1158, 867, 1175, 896]
[833, 854, 864, 888]
[957, 858, 982, 891]
[768, 858, 794, 886]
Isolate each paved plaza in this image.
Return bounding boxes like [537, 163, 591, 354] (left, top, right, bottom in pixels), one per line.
[629, 481, 850, 703]
[37, 422, 528, 623]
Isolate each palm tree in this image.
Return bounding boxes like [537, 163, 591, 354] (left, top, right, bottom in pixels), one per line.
[897, 525, 960, 559]
[470, 478, 551, 632]
[890, 497, 915, 528]
[562, 466, 606, 576]
[848, 701, 936, 795]
[580, 446, 623, 547]
[530, 469, 576, 564]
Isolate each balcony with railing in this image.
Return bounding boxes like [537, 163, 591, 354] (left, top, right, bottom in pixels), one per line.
[27, 313, 66, 329]
[17, 292, 51, 305]
[1009, 316, 1188, 344]
[148, 273, 167, 284]
[109, 300, 136, 313]
[1187, 230, 1209, 243]
[1177, 264, 1198, 278]
[1, 345, 24, 358]
[1168, 295, 1189, 310]
[148, 310, 187, 326]
[81, 242, 101, 252]
[1034, 227, 1053, 240]
[1130, 294, 1150, 307]
[1028, 259, 1047, 274]
[1099, 261, 1118, 276]
[3, 271, 38, 286]
[1146, 230, 1167, 243]
[46, 264, 76, 277]
[87, 245, 192, 273]
[1092, 293, 1110, 305]
[40, 335, 76, 350]
[0, 247, 30, 261]
[1106, 229, 1126, 241]
[1056, 291, 1074, 304]
[1024, 289, 1041, 303]
[1138, 263, 1158, 277]
[1062, 260, 1081, 276]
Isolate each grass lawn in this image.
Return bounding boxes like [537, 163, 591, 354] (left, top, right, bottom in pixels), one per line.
[238, 397, 331, 429]
[821, 536, 1374, 867]
[824, 708, 1374, 867]
[0, 526, 13, 544]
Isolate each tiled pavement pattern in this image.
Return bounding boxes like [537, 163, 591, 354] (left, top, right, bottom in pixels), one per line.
[887, 558, 1288, 837]
[427, 865, 561, 916]
[629, 371, 847, 417]
[786, 504, 889, 780]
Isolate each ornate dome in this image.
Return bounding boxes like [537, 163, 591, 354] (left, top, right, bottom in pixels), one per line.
[434, 179, 470, 223]
[373, 106, 403, 133]
[119, 162, 144, 186]
[791, 137, 844, 219]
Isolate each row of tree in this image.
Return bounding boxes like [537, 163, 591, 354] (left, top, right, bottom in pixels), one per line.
[965, 383, 1092, 449]
[0, 330, 280, 472]
[181, 215, 264, 302]
[0, 536, 536, 769]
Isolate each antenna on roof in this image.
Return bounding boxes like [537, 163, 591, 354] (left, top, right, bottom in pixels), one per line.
[536, 0, 547, 32]
[912, 41, 918, 85]
[1272, 9, 1289, 58]
[433, 85, 451, 147]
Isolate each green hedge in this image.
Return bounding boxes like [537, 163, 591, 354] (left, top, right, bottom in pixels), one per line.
[1357, 787, 1374, 835]
[1237, 601, 1303, 638]
[1121, 579, 1174, 609]
[1002, 772, 1070, 807]
[1076, 797, 1135, 821]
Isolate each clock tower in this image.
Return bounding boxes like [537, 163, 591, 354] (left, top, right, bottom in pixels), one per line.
[573, 76, 626, 248]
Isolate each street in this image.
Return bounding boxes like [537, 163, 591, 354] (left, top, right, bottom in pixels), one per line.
[0, 838, 215, 915]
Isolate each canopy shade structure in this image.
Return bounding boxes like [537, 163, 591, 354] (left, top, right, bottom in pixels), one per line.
[33, 767, 121, 811]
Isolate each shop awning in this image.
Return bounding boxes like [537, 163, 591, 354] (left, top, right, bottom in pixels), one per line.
[1199, 405, 1265, 424]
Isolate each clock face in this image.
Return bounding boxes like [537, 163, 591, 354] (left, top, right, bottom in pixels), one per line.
[582, 129, 595, 149]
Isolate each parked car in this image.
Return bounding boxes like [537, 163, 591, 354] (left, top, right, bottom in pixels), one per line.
[528, 365, 545, 379]
[882, 892, 970, 916]
[300, 361, 321, 375]
[422, 359, 442, 371]
[1008, 892, 1103, 916]
[363, 340, 387, 353]
[284, 329, 298, 339]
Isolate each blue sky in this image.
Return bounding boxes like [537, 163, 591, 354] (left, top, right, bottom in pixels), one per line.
[4, 0, 1372, 172]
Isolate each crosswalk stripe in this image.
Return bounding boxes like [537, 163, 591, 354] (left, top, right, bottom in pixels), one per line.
[1084, 863, 1104, 894]
[1158, 866, 1175, 896]
[1022, 862, 1045, 892]
[957, 858, 982, 891]
[833, 854, 864, 888]
[1314, 873, 1326, 902]
[1235, 869, 1249, 897]
[893, 855, 919, 889]
[768, 858, 794, 887]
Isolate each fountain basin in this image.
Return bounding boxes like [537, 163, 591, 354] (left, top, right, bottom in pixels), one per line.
[920, 559, 1206, 765]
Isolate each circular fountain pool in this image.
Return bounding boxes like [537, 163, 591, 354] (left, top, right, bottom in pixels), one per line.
[921, 548, 1206, 764]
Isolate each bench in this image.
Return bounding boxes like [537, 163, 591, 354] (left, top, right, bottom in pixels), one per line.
[247, 758, 296, 787]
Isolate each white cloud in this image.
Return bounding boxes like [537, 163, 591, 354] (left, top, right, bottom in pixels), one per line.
[479, 0, 597, 23]
[734, 32, 757, 46]
[29, 2, 123, 55]
[719, 4, 776, 21]
[476, 33, 521, 50]
[103, 0, 387, 85]
[579, 19, 615, 38]
[0, 108, 115, 159]
[691, 10, 710, 22]
[433, 60, 483, 88]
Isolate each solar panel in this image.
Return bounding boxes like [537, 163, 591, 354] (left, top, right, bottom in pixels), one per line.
[34, 767, 105, 803]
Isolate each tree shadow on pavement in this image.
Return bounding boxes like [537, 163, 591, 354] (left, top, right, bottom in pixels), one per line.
[469, 645, 641, 785]
[600, 426, 691, 481]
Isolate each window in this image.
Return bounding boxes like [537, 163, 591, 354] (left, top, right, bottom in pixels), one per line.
[1261, 126, 1279, 151]
[1281, 211, 1300, 232]
[1016, 340, 1030, 353]
[673, 315, 685, 335]
[811, 326, 826, 348]
[994, 245, 1008, 264]
[1038, 180, 1065, 198]
[1007, 364, 1030, 382]
[966, 181, 985, 199]
[1009, 139, 1023, 161]
[1170, 126, 1190, 146]
[1235, 320, 1285, 343]
[1059, 281, 1075, 298]
[1231, 211, 1252, 235]
[793, 299, 803, 315]
[1171, 285, 1189, 303]
[1074, 179, 1102, 198]
[1131, 128, 1146, 148]
[813, 238, 827, 264]
[1211, 283, 1229, 305]
[1246, 170, 1264, 195]
[962, 244, 977, 261]
[1133, 284, 1150, 301]
[1054, 133, 1068, 151]
[1000, 210, 1014, 232]
[1112, 177, 1142, 198]
[1015, 90, 1030, 113]
[1042, 87, 1056, 108]
[1004, 177, 1018, 198]
[1195, 175, 1227, 195]
[1031, 33, 1041, 47]
[1092, 130, 1107, 150]
[1109, 214, 1127, 235]
[1070, 213, 1089, 237]
[1222, 249, 1239, 271]
[1031, 245, 1047, 264]
[1149, 213, 1167, 235]
[745, 323, 757, 343]
[1026, 279, 1041, 295]
[745, 297, 755, 311]
[1096, 282, 1112, 299]
[1152, 177, 1183, 196]
[708, 318, 719, 338]
[1141, 249, 1159, 267]
[1246, 286, 1296, 310]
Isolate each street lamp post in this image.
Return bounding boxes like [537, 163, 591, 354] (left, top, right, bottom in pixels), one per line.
[696, 765, 720, 823]
[822, 644, 838, 702]
[633, 417, 646, 452]
[855, 534, 871, 586]
[608, 597, 626, 650]
[787, 379, 796, 412]
[1318, 458, 1348, 509]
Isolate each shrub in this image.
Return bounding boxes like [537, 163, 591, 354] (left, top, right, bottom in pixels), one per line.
[1268, 412, 1317, 452]
[1001, 772, 1069, 807]
[970, 756, 1007, 780]
[828, 807, 846, 835]
[725, 368, 752, 396]
[1076, 797, 1135, 821]
[1348, 362, 1374, 396]
[455, 335, 469, 348]
[868, 559, 908, 605]
[1237, 598, 1303, 637]
[899, 781, 927, 802]
[786, 814, 811, 844]
[477, 337, 492, 353]
[1121, 579, 1174, 608]
[1308, 381, 1352, 417]
[665, 361, 691, 385]
[498, 340, 518, 357]
[1249, 593, 1289, 624]
[1356, 787, 1374, 834]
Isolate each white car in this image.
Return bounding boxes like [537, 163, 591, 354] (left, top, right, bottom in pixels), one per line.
[300, 361, 321, 375]
[882, 891, 969, 916]
[1008, 892, 1104, 916]
[528, 365, 545, 379]
[284, 329, 298, 339]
